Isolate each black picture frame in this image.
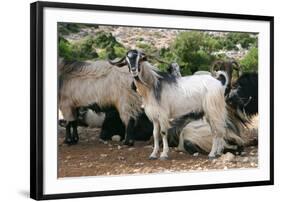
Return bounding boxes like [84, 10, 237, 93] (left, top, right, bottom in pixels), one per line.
[30, 1, 274, 200]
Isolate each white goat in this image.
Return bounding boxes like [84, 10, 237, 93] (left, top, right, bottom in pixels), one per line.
[112, 50, 229, 159]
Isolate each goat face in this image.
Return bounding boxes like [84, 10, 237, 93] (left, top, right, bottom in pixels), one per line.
[168, 62, 181, 77]
[226, 72, 258, 115]
[125, 50, 147, 77]
[108, 49, 146, 77]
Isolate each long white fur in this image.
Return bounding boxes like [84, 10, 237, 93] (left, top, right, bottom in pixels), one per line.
[59, 60, 142, 134]
[83, 109, 105, 128]
[133, 61, 228, 159]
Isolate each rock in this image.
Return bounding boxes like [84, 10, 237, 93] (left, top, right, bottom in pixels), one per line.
[99, 139, 108, 144]
[135, 162, 144, 166]
[242, 157, 249, 162]
[112, 135, 121, 142]
[220, 152, 235, 162]
[193, 152, 199, 157]
[117, 145, 122, 150]
[128, 147, 135, 151]
[144, 145, 153, 149]
[118, 156, 125, 161]
[100, 154, 108, 158]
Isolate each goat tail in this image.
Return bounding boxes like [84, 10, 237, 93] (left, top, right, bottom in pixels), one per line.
[215, 70, 229, 88]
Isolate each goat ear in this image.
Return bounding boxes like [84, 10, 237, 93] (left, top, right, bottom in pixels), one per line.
[140, 52, 148, 61]
[108, 57, 127, 67]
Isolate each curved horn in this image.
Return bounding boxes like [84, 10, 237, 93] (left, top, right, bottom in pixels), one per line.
[231, 60, 242, 77]
[108, 56, 127, 67]
[210, 60, 223, 75]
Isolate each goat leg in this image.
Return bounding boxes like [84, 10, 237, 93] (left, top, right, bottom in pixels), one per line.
[64, 120, 79, 145]
[64, 121, 73, 145]
[71, 120, 79, 144]
[122, 118, 135, 146]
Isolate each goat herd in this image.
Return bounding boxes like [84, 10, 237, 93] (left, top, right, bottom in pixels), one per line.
[58, 49, 258, 161]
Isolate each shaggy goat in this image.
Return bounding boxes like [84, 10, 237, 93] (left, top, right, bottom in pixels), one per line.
[169, 73, 256, 155]
[170, 105, 247, 155]
[226, 72, 258, 116]
[111, 50, 231, 159]
[58, 58, 143, 145]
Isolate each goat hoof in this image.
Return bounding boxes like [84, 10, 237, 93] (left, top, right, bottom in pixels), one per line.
[149, 156, 158, 160]
[123, 139, 134, 146]
[208, 156, 217, 160]
[72, 137, 79, 144]
[64, 138, 73, 145]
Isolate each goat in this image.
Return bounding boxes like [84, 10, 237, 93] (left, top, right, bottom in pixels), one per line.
[167, 62, 182, 77]
[226, 72, 258, 116]
[111, 50, 233, 160]
[170, 105, 247, 155]
[58, 58, 143, 145]
[210, 59, 242, 95]
[169, 73, 257, 156]
[76, 105, 153, 142]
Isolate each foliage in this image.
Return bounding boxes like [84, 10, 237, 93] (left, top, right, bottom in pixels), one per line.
[136, 42, 157, 55]
[220, 33, 257, 50]
[158, 32, 222, 75]
[240, 47, 258, 72]
[58, 23, 258, 75]
[59, 36, 98, 61]
[59, 31, 126, 61]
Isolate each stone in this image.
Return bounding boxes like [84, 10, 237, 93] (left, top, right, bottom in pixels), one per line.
[220, 152, 235, 162]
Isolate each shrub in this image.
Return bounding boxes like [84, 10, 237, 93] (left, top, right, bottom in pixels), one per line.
[240, 47, 258, 72]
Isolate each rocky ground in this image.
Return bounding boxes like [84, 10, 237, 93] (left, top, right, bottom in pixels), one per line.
[58, 123, 258, 178]
[64, 26, 249, 59]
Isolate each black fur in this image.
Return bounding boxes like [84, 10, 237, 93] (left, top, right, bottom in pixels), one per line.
[184, 140, 207, 155]
[217, 74, 227, 86]
[99, 109, 125, 141]
[64, 120, 79, 145]
[227, 72, 258, 116]
[168, 111, 205, 137]
[167, 111, 205, 151]
[73, 104, 153, 145]
[153, 70, 177, 101]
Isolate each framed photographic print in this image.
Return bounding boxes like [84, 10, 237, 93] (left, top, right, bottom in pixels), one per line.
[30, 1, 274, 200]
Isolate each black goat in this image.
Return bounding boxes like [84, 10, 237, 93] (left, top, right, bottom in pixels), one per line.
[226, 72, 258, 116]
[74, 105, 153, 143]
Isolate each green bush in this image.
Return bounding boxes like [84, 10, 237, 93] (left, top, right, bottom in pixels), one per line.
[220, 33, 257, 50]
[160, 32, 221, 75]
[59, 36, 98, 61]
[136, 42, 157, 55]
[240, 47, 258, 72]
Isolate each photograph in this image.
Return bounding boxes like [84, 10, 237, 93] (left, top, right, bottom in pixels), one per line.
[57, 24, 259, 178]
[30, 1, 273, 200]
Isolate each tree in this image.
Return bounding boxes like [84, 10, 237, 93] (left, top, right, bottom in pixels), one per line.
[159, 31, 221, 75]
[240, 47, 258, 72]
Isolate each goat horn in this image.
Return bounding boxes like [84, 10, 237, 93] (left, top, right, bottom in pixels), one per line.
[231, 60, 242, 77]
[108, 56, 127, 67]
[210, 60, 223, 75]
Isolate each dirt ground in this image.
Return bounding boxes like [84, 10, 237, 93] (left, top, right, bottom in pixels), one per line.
[58, 126, 258, 178]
